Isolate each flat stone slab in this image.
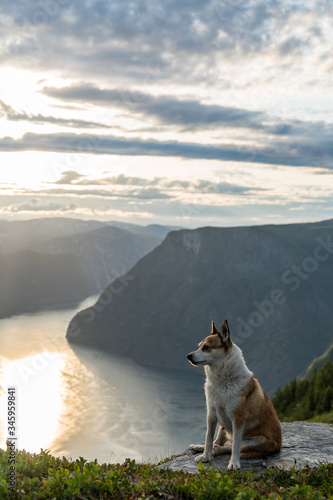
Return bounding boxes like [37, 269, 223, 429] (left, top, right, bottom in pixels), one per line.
[158, 422, 333, 473]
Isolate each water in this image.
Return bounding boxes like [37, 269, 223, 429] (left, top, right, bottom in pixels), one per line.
[0, 297, 206, 463]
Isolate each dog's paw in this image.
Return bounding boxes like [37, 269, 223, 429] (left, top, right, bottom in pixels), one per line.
[195, 453, 213, 463]
[189, 444, 205, 452]
[227, 458, 241, 471]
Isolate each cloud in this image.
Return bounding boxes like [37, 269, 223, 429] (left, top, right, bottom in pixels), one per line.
[54, 170, 84, 185]
[107, 176, 255, 195]
[1, 0, 330, 85]
[41, 84, 333, 152]
[45, 186, 171, 201]
[50, 172, 257, 199]
[193, 179, 254, 195]
[42, 84, 267, 132]
[74, 174, 154, 187]
[0, 99, 109, 129]
[278, 36, 305, 56]
[7, 198, 78, 213]
[1, 130, 333, 169]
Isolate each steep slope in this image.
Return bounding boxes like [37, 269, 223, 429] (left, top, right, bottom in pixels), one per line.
[0, 250, 89, 318]
[67, 220, 333, 395]
[39, 226, 162, 292]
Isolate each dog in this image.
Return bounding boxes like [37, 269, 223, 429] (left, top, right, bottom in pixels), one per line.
[187, 320, 281, 470]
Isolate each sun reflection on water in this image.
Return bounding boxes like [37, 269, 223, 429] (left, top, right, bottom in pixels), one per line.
[0, 352, 65, 453]
[0, 305, 206, 463]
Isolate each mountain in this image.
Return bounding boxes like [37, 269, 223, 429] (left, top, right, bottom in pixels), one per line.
[39, 225, 162, 292]
[0, 218, 105, 253]
[0, 218, 172, 316]
[0, 218, 176, 254]
[107, 221, 182, 239]
[0, 250, 89, 318]
[67, 219, 333, 396]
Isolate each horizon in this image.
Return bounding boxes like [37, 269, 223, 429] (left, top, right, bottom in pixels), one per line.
[0, 212, 332, 231]
[0, 214, 332, 231]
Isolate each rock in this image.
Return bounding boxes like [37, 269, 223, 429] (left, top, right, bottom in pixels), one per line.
[158, 422, 333, 473]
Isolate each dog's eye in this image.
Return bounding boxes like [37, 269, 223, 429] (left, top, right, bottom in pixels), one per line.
[202, 345, 209, 352]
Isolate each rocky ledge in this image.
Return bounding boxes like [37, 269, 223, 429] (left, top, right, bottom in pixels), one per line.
[158, 422, 333, 473]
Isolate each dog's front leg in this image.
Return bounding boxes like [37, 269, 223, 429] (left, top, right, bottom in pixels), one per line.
[228, 423, 244, 470]
[195, 410, 217, 463]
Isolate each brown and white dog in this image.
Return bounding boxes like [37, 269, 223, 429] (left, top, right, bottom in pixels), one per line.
[187, 320, 281, 470]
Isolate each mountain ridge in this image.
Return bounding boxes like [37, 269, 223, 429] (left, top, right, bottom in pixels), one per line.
[38, 225, 162, 293]
[67, 218, 333, 395]
[0, 217, 174, 317]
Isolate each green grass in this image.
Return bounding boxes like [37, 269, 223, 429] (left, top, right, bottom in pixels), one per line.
[0, 447, 332, 499]
[306, 411, 333, 424]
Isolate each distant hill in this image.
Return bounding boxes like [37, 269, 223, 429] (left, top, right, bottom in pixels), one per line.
[107, 221, 182, 239]
[0, 218, 105, 253]
[0, 250, 89, 318]
[67, 219, 333, 396]
[0, 218, 175, 317]
[39, 225, 162, 293]
[0, 218, 175, 254]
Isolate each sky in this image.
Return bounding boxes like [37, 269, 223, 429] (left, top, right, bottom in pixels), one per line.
[0, 0, 332, 228]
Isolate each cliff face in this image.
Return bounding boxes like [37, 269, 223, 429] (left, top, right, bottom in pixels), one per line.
[67, 220, 333, 396]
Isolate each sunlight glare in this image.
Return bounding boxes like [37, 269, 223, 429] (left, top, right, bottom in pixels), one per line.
[0, 156, 57, 189]
[0, 352, 65, 453]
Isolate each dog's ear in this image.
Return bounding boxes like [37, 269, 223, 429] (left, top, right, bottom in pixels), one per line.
[218, 319, 230, 341]
[211, 321, 218, 335]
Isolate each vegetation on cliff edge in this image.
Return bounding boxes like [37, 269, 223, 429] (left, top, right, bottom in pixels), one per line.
[272, 361, 333, 423]
[0, 447, 332, 499]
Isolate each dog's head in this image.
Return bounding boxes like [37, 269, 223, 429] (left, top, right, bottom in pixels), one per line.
[187, 320, 232, 366]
